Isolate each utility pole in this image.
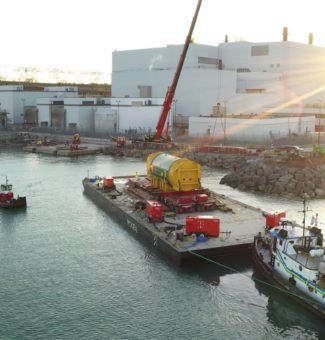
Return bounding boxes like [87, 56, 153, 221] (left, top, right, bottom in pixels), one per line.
[318, 100, 322, 146]
[116, 100, 120, 134]
[223, 101, 227, 145]
[21, 98, 26, 128]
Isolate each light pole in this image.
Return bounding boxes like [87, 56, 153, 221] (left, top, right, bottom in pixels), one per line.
[21, 98, 26, 128]
[223, 101, 227, 145]
[0, 102, 3, 129]
[116, 100, 120, 134]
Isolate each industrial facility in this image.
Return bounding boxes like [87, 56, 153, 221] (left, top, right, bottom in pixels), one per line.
[112, 28, 325, 118]
[0, 26, 325, 142]
[0, 84, 163, 135]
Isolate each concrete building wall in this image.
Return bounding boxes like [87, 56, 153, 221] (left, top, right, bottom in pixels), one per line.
[94, 105, 163, 135]
[112, 44, 218, 73]
[236, 72, 285, 94]
[44, 86, 78, 94]
[112, 41, 325, 118]
[189, 116, 315, 142]
[220, 41, 325, 105]
[0, 86, 47, 124]
[112, 67, 236, 117]
[94, 108, 117, 134]
[118, 106, 162, 133]
[110, 97, 163, 106]
[38, 108, 50, 126]
[73, 106, 94, 133]
[36, 97, 164, 134]
[36, 98, 96, 132]
[227, 93, 285, 115]
[0, 85, 80, 124]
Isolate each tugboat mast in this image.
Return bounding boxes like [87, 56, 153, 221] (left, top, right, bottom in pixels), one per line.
[300, 193, 312, 248]
[302, 194, 307, 239]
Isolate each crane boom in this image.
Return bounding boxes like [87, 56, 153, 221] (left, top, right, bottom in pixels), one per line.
[153, 0, 202, 141]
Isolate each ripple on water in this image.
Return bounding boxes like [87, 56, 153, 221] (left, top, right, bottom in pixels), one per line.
[0, 151, 324, 339]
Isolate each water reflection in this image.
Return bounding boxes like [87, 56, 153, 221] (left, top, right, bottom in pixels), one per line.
[182, 255, 252, 286]
[0, 208, 27, 232]
[253, 272, 325, 336]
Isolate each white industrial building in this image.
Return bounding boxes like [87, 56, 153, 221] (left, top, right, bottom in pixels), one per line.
[1, 29, 324, 141]
[0, 85, 78, 126]
[0, 83, 164, 134]
[112, 33, 325, 117]
[111, 30, 325, 140]
[37, 97, 163, 135]
[189, 116, 316, 143]
[37, 97, 97, 132]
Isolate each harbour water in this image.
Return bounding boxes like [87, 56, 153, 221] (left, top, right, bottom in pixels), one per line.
[0, 147, 324, 339]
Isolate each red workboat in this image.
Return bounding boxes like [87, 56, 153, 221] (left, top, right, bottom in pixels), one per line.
[0, 177, 27, 209]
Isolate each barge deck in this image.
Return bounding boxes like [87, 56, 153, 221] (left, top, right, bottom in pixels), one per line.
[82, 176, 266, 265]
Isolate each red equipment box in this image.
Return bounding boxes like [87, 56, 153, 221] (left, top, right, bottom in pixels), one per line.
[185, 215, 220, 237]
[265, 211, 286, 228]
[103, 176, 114, 188]
[146, 200, 163, 221]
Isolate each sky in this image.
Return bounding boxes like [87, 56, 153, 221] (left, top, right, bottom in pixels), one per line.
[1, 0, 325, 84]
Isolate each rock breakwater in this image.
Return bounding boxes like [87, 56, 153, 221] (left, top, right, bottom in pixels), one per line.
[219, 157, 325, 198]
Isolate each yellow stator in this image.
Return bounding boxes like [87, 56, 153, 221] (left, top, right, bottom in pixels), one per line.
[146, 152, 201, 192]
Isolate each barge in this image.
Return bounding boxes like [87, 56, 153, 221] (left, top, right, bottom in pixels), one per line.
[82, 152, 266, 265]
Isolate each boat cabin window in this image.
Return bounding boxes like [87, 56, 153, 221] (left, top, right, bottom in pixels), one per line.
[317, 236, 323, 247]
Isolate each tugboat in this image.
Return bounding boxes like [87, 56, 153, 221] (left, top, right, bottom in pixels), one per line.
[0, 177, 27, 209]
[253, 197, 325, 319]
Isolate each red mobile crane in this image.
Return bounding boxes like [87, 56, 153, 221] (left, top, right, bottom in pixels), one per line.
[148, 0, 202, 143]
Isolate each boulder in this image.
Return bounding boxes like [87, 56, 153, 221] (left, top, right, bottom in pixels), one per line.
[315, 188, 325, 197]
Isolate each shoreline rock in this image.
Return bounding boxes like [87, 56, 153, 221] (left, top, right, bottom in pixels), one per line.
[219, 157, 325, 199]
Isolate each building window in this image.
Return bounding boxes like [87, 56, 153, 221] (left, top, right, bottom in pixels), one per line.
[137, 85, 152, 98]
[245, 89, 266, 93]
[52, 100, 64, 105]
[251, 45, 269, 56]
[237, 68, 251, 72]
[198, 57, 219, 65]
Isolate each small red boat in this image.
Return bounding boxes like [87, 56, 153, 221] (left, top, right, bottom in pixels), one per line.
[0, 177, 27, 209]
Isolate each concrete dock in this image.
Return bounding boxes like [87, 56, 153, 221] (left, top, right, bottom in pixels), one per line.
[23, 144, 102, 156]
